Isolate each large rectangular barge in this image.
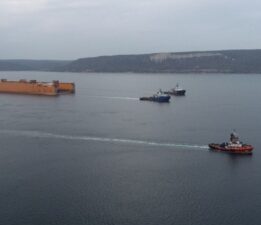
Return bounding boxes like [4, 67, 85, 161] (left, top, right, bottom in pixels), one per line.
[0, 79, 75, 96]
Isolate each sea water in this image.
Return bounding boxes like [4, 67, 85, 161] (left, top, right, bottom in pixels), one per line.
[0, 71, 260, 225]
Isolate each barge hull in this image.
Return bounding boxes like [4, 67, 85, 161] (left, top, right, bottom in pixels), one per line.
[0, 80, 58, 96]
[57, 82, 75, 93]
[0, 79, 75, 96]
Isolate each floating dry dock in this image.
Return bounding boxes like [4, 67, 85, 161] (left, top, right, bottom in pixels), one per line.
[0, 79, 75, 96]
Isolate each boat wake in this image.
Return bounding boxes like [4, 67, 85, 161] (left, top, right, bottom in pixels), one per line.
[88, 95, 139, 100]
[0, 130, 209, 151]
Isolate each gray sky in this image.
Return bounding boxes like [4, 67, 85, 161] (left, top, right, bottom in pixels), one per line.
[1, 0, 261, 59]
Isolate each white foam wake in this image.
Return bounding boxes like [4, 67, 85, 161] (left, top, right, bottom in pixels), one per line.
[88, 95, 139, 100]
[0, 130, 209, 150]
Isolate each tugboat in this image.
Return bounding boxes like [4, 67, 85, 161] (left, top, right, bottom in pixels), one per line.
[209, 131, 253, 154]
[164, 83, 186, 96]
[140, 89, 171, 102]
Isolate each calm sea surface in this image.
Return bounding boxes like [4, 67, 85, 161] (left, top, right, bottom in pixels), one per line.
[0, 71, 260, 225]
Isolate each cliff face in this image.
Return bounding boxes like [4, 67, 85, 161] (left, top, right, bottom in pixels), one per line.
[2, 49, 261, 73]
[61, 49, 261, 73]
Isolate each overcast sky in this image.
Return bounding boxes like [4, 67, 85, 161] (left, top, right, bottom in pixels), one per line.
[1, 0, 261, 59]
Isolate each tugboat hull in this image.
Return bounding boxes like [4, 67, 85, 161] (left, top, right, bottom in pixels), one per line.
[173, 90, 186, 96]
[165, 90, 186, 96]
[139, 95, 170, 102]
[208, 143, 253, 154]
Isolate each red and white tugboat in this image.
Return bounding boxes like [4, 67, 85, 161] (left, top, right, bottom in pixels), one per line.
[209, 131, 254, 154]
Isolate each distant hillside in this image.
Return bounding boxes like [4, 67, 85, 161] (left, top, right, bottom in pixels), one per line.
[0, 60, 72, 71]
[61, 49, 261, 73]
[2, 50, 261, 73]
